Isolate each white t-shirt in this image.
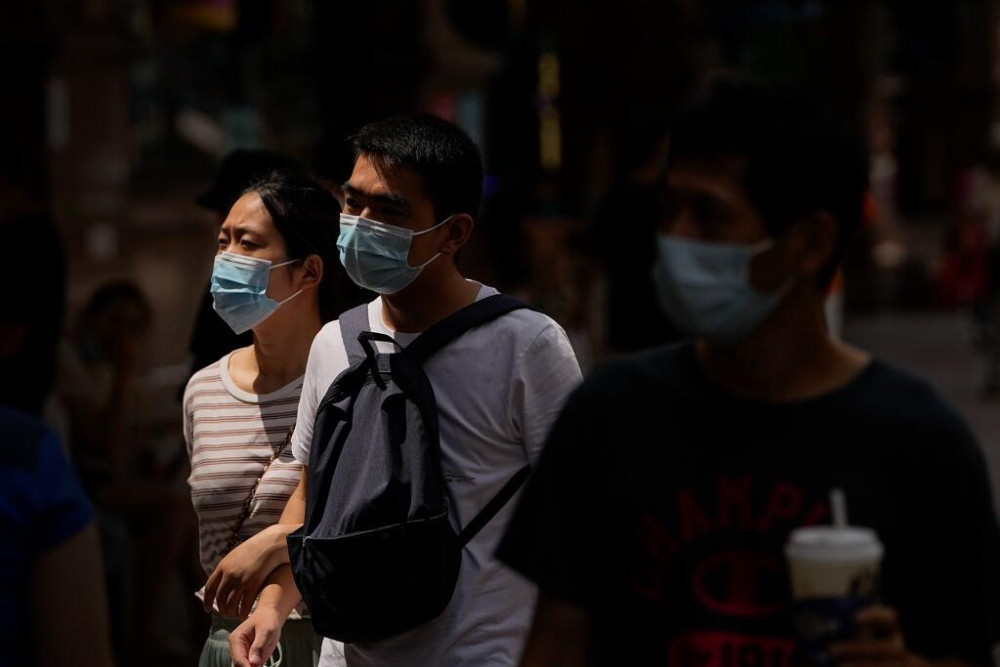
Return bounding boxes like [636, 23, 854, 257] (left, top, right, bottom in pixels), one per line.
[291, 283, 582, 666]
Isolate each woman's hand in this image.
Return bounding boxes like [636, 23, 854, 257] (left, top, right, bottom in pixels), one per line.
[203, 524, 292, 618]
[229, 565, 301, 667]
[229, 606, 284, 667]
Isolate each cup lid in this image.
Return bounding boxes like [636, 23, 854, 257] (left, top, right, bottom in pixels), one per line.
[785, 526, 884, 563]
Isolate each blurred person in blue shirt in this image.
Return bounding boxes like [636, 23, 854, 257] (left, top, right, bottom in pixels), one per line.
[0, 215, 114, 666]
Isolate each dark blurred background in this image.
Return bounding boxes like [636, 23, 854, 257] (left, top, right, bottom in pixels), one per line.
[4, 0, 1000, 663]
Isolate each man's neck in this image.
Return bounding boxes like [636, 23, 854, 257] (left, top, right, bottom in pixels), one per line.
[696, 291, 870, 402]
[381, 265, 481, 334]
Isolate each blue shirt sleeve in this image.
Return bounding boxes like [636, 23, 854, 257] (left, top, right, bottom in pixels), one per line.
[31, 430, 93, 554]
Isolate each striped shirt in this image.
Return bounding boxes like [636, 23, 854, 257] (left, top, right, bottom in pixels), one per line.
[183, 353, 305, 614]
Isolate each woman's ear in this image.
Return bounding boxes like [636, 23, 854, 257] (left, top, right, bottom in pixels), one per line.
[298, 254, 324, 290]
[439, 214, 475, 256]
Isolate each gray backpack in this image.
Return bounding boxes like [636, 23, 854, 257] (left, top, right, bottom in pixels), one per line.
[287, 295, 532, 642]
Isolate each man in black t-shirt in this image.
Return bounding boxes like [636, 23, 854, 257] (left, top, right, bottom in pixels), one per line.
[498, 78, 1000, 667]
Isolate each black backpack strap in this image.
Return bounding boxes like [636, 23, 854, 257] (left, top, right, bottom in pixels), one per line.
[405, 294, 532, 364]
[338, 304, 370, 366]
[458, 464, 531, 547]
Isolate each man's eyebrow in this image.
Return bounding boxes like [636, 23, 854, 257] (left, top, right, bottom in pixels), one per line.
[341, 183, 410, 208]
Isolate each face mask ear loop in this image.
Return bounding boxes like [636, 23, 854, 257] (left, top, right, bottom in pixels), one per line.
[410, 253, 442, 270]
[269, 258, 301, 271]
[268, 258, 304, 308]
[411, 214, 457, 237]
[406, 214, 456, 269]
[277, 289, 304, 307]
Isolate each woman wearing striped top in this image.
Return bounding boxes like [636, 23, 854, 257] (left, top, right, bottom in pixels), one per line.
[183, 171, 362, 667]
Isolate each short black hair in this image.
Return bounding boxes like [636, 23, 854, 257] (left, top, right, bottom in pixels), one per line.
[249, 170, 365, 321]
[667, 77, 869, 287]
[351, 113, 484, 221]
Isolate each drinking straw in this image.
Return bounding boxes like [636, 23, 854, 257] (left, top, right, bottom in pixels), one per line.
[830, 488, 848, 529]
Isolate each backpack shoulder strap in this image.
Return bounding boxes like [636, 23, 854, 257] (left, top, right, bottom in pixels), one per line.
[405, 294, 533, 364]
[338, 304, 371, 366]
[458, 464, 531, 547]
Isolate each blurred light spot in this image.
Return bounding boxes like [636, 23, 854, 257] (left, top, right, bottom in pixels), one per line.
[872, 240, 907, 269]
[86, 223, 119, 262]
[538, 51, 562, 172]
[176, 108, 227, 157]
[46, 77, 70, 152]
[483, 174, 500, 197]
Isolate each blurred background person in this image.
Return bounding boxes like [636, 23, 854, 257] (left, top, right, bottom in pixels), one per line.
[0, 215, 115, 667]
[950, 145, 1000, 397]
[56, 279, 193, 664]
[59, 280, 153, 484]
[184, 170, 362, 666]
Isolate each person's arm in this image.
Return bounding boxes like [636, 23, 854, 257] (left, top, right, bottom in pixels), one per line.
[203, 468, 308, 617]
[102, 340, 138, 477]
[223, 321, 323, 626]
[520, 594, 593, 667]
[61, 336, 142, 480]
[226, 325, 333, 654]
[229, 564, 303, 667]
[278, 466, 307, 525]
[227, 467, 308, 663]
[29, 522, 115, 667]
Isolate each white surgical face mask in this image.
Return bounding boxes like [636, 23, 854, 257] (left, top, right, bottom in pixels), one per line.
[337, 213, 454, 294]
[652, 235, 795, 344]
[210, 252, 303, 334]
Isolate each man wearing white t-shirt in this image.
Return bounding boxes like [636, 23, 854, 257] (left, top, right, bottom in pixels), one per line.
[229, 113, 582, 667]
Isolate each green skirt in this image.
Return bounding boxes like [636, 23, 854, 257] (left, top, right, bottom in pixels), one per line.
[198, 615, 322, 667]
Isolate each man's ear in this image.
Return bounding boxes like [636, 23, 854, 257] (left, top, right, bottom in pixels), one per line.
[785, 212, 838, 281]
[297, 254, 324, 291]
[439, 214, 475, 256]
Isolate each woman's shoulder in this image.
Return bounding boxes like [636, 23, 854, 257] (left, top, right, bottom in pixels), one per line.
[182, 356, 229, 409]
[187, 357, 226, 386]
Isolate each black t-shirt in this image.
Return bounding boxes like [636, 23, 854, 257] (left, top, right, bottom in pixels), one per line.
[498, 343, 1000, 666]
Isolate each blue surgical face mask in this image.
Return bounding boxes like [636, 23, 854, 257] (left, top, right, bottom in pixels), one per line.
[210, 251, 302, 335]
[652, 234, 795, 345]
[337, 213, 454, 294]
